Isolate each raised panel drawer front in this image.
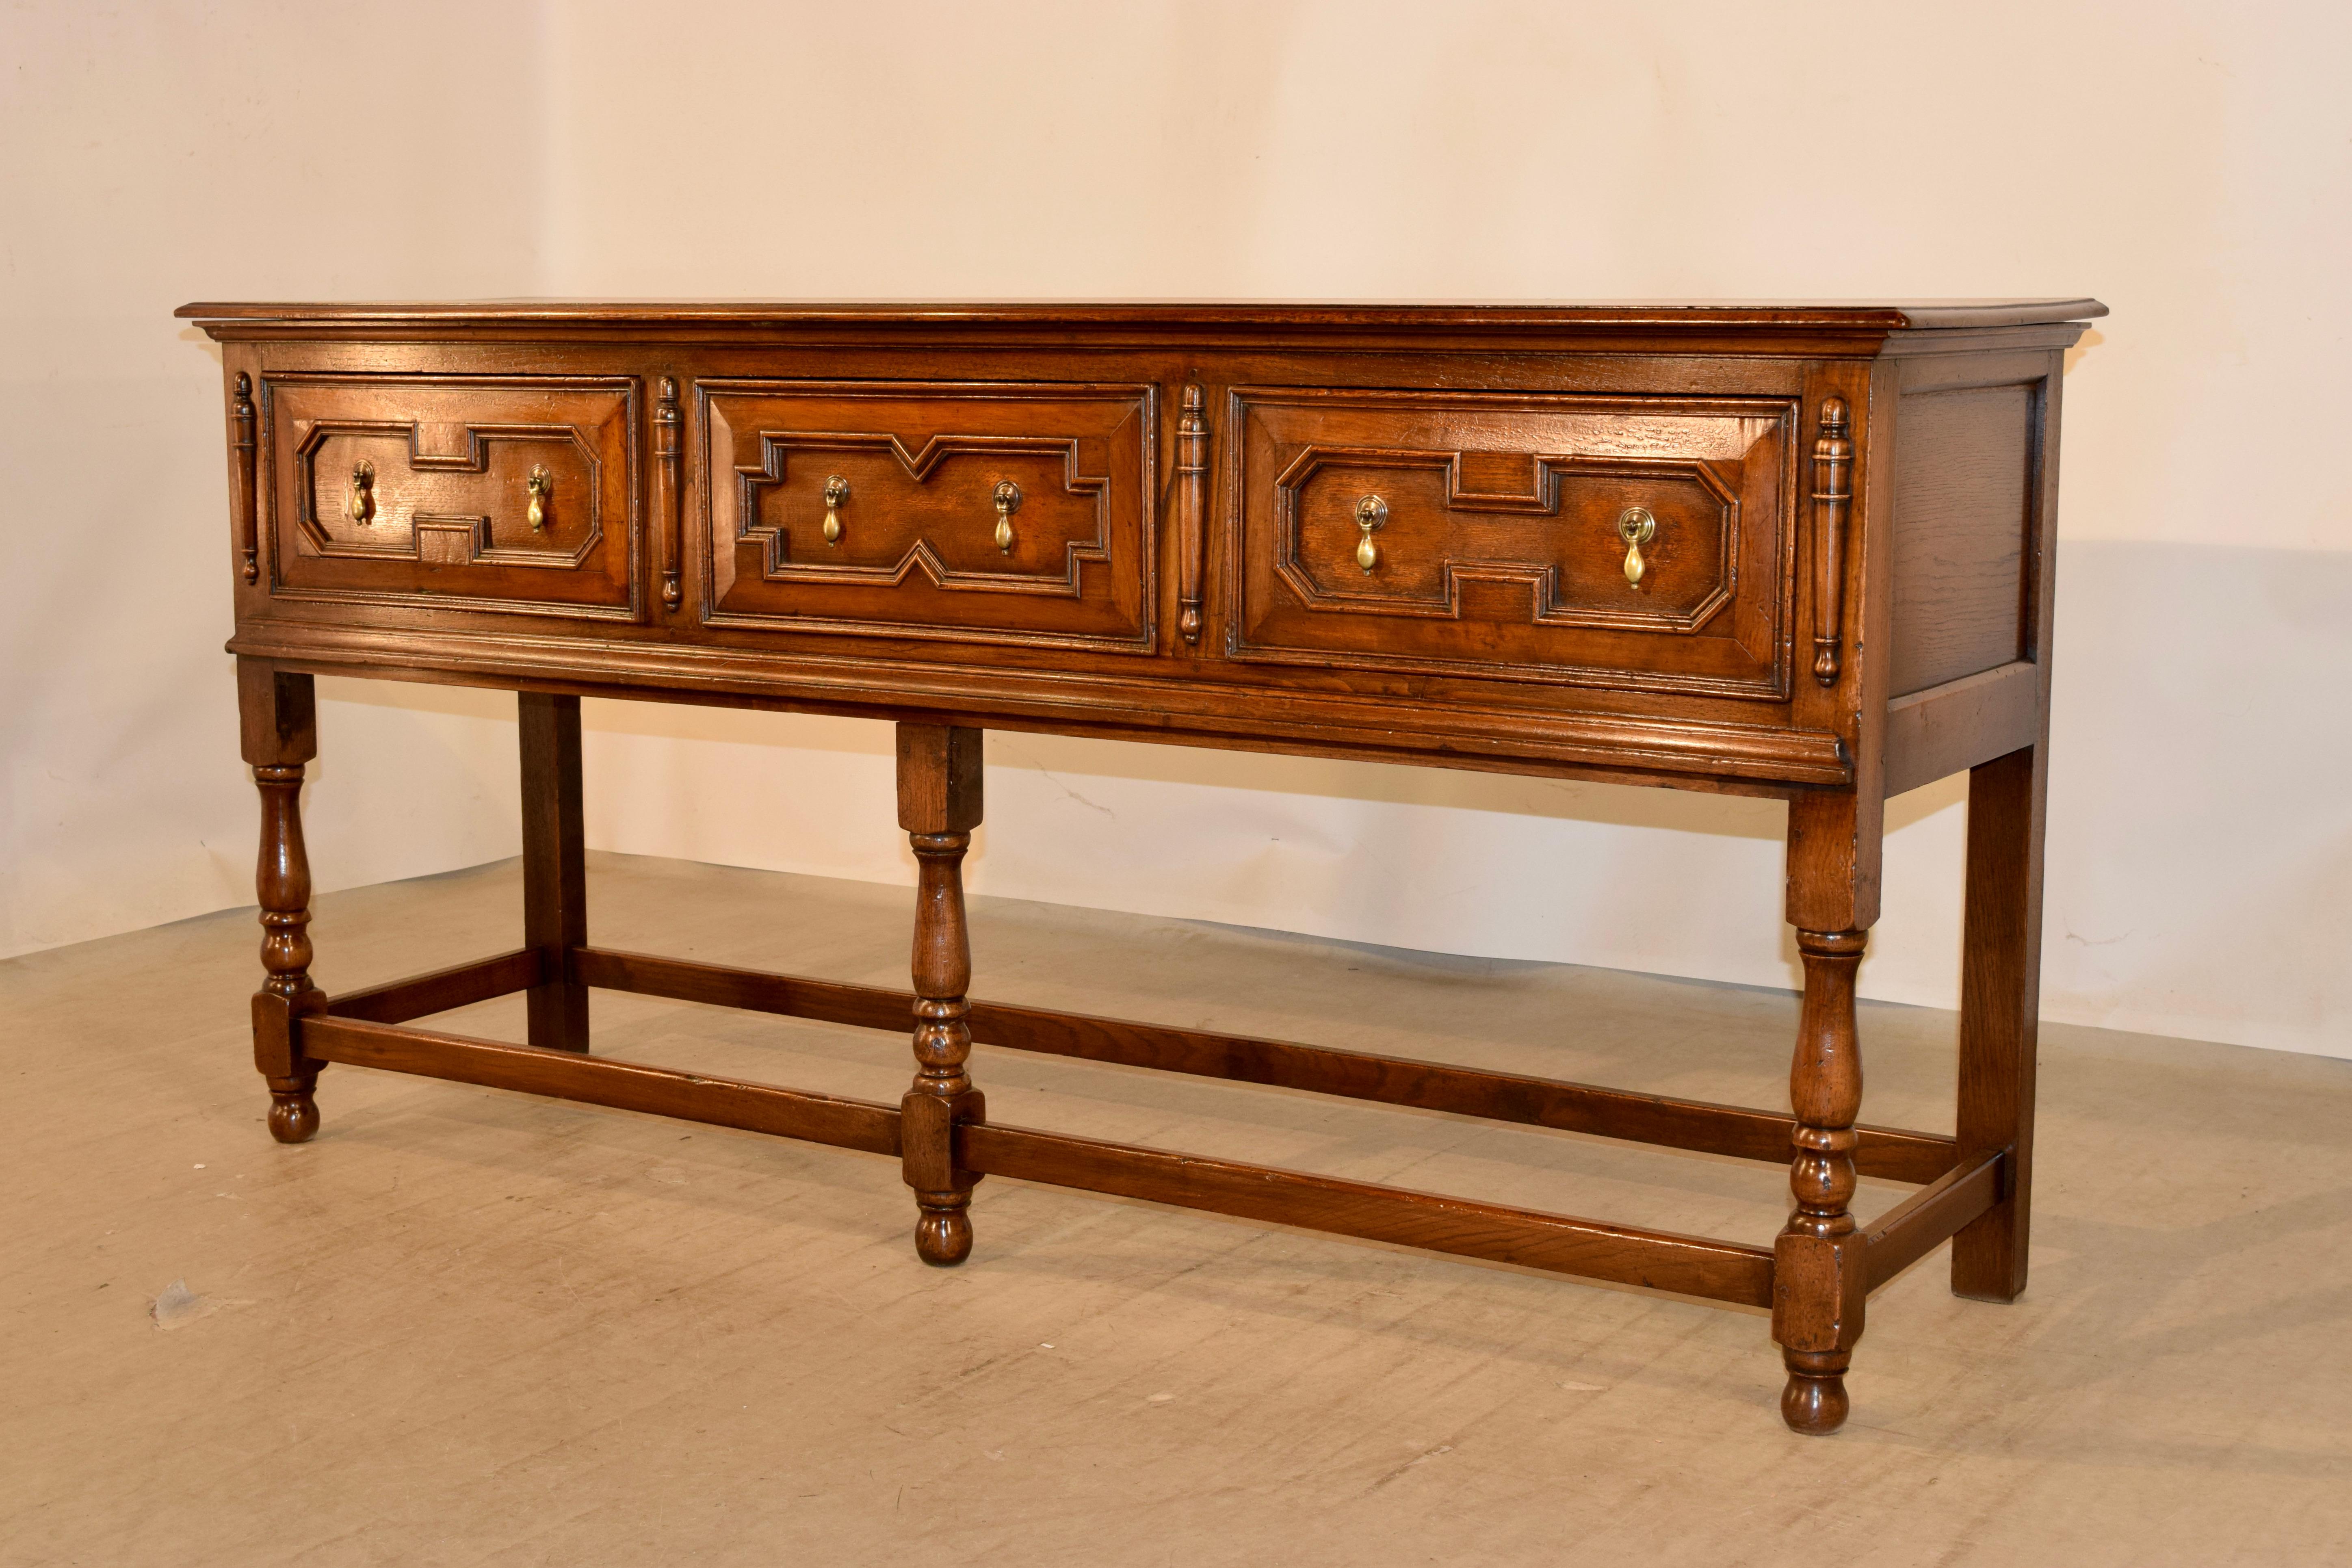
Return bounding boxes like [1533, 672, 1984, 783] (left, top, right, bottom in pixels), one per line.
[703, 381, 1154, 652]
[1232, 388, 1797, 698]
[266, 376, 640, 619]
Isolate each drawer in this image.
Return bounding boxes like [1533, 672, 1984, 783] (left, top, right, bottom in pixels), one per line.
[1230, 388, 1796, 698]
[265, 376, 640, 619]
[702, 381, 1153, 652]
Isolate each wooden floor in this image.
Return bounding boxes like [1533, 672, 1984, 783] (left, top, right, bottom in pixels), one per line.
[5, 853, 2347, 1566]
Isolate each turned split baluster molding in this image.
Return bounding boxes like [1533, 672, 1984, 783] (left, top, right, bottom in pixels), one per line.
[187, 297, 2100, 1435]
[1811, 395, 1854, 685]
[232, 372, 258, 583]
[656, 376, 683, 611]
[1177, 383, 1208, 643]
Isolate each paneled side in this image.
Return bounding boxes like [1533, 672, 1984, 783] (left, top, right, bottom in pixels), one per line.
[1889, 384, 2036, 696]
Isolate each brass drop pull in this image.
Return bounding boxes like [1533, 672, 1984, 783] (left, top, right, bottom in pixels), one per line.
[993, 480, 1021, 554]
[1617, 506, 1656, 587]
[526, 466, 553, 531]
[347, 460, 375, 525]
[822, 475, 849, 545]
[1355, 494, 1388, 574]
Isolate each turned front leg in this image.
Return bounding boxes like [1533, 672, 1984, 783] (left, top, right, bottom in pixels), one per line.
[1776, 929, 1867, 1433]
[897, 723, 986, 1266]
[1774, 791, 1881, 1434]
[239, 661, 326, 1143]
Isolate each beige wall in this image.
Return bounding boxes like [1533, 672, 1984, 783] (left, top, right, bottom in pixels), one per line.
[0, 2, 554, 964]
[4, 2, 2346, 1057]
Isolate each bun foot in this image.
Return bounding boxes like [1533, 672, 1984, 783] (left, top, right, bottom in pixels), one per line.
[914, 1197, 972, 1266]
[1780, 1350, 1850, 1434]
[266, 1075, 319, 1144]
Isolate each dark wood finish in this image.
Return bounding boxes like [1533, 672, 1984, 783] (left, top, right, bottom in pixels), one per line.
[1882, 661, 2038, 797]
[236, 659, 324, 1144]
[1889, 382, 2037, 697]
[1809, 396, 1853, 684]
[702, 382, 1153, 653]
[519, 692, 589, 1052]
[1776, 781, 1882, 1435]
[1774, 927, 1869, 1435]
[960, 1122, 1776, 1306]
[1230, 389, 1792, 698]
[1945, 336, 2066, 1305]
[188, 298, 2100, 1435]
[570, 944, 1958, 1182]
[231, 372, 259, 583]
[219, 650, 1853, 791]
[178, 299, 2106, 331]
[1952, 745, 2047, 1299]
[1176, 383, 1208, 644]
[305, 1015, 901, 1156]
[573, 946, 907, 1029]
[326, 948, 542, 1024]
[260, 375, 642, 621]
[1863, 1149, 2003, 1291]
[656, 376, 684, 612]
[896, 723, 986, 1265]
[301, 1012, 1773, 1304]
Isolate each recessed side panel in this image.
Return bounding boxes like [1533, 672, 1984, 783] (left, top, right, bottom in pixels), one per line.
[1229, 389, 1796, 699]
[265, 376, 640, 619]
[1889, 383, 2037, 697]
[702, 381, 1154, 653]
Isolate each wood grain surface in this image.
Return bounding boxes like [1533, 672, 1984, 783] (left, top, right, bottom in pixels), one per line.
[200, 298, 2099, 1434]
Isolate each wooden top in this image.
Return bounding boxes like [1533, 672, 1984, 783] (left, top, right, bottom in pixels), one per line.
[178, 298, 2105, 333]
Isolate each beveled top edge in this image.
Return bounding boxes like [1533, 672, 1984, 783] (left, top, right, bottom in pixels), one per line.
[175, 298, 2107, 330]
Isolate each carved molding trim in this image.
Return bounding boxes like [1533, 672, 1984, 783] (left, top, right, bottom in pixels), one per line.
[656, 377, 683, 611]
[1220, 385, 1797, 701]
[1811, 396, 1854, 685]
[695, 380, 1154, 654]
[233, 372, 258, 583]
[258, 373, 643, 624]
[1177, 383, 1208, 645]
[1268, 446, 1741, 637]
[225, 617, 1857, 788]
[734, 433, 1113, 598]
[412, 515, 494, 567]
[289, 421, 603, 571]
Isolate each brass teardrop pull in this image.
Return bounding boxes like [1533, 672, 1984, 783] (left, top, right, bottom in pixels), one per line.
[1355, 494, 1388, 574]
[822, 475, 849, 545]
[1617, 506, 1657, 587]
[993, 480, 1021, 554]
[526, 466, 553, 531]
[347, 460, 375, 525]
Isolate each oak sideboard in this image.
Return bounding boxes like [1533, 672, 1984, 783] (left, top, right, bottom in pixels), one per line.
[182, 299, 2102, 1432]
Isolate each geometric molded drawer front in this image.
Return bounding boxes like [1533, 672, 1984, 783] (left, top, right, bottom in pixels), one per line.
[265, 376, 641, 620]
[702, 381, 1154, 652]
[1231, 388, 1796, 698]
